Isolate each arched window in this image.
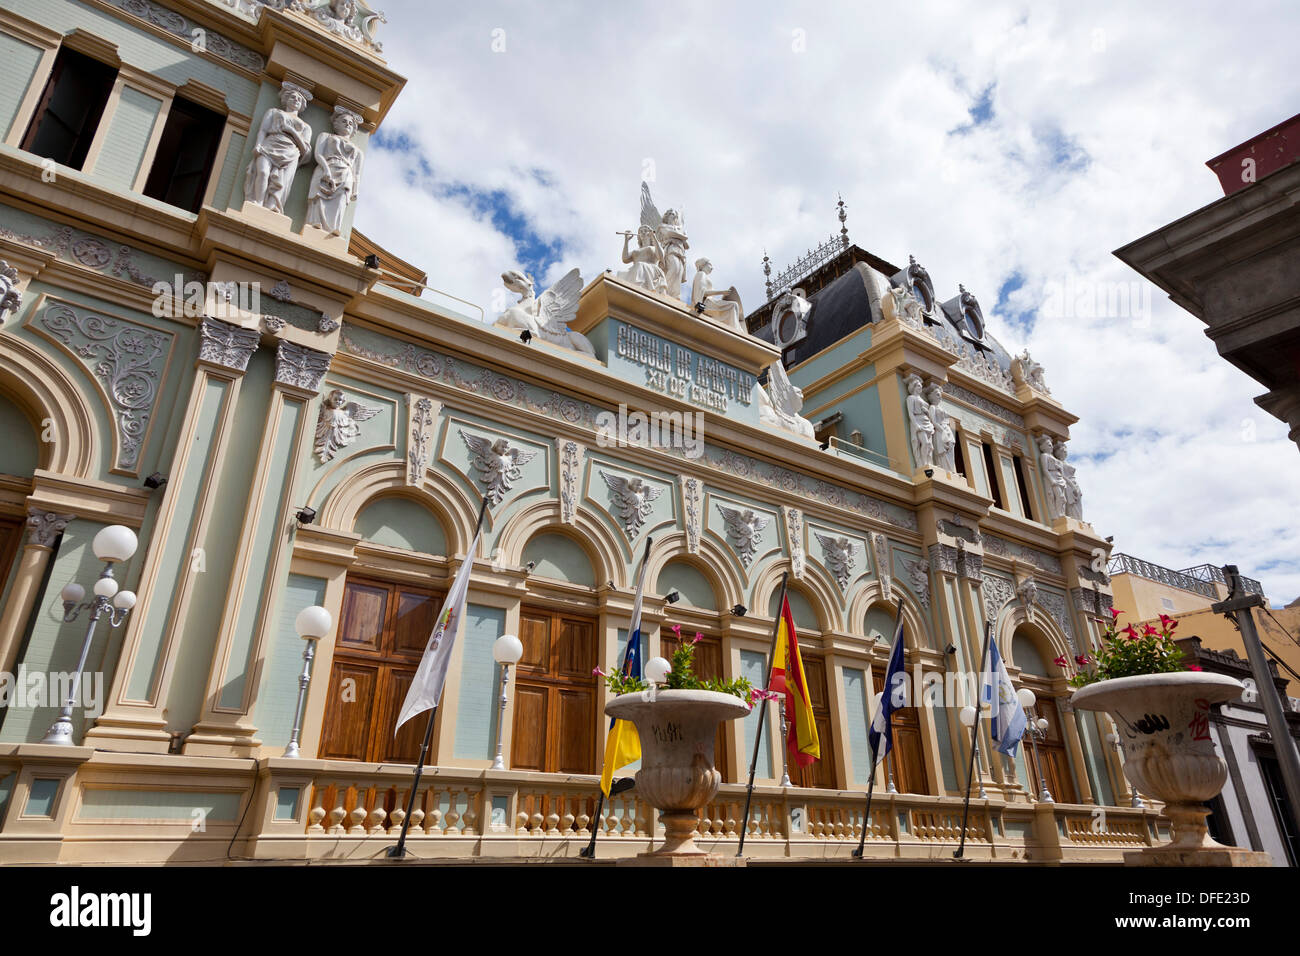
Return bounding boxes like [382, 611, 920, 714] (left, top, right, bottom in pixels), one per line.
[0, 393, 39, 585]
[511, 531, 599, 774]
[1011, 624, 1076, 803]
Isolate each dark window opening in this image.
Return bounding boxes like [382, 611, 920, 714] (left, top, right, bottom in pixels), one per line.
[142, 96, 225, 213]
[1259, 752, 1299, 866]
[1012, 455, 1035, 521]
[981, 442, 1004, 509]
[953, 435, 966, 477]
[22, 46, 117, 171]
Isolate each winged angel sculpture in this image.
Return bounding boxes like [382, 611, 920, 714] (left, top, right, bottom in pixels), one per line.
[619, 182, 689, 300]
[756, 361, 816, 439]
[460, 431, 538, 505]
[315, 389, 379, 463]
[600, 472, 663, 539]
[494, 268, 595, 356]
[813, 532, 858, 590]
[717, 506, 769, 568]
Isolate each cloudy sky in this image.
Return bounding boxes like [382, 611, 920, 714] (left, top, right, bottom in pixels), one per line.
[354, 1, 1300, 604]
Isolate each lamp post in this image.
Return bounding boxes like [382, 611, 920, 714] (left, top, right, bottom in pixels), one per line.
[283, 605, 332, 758]
[490, 634, 523, 770]
[1106, 730, 1144, 808]
[41, 525, 138, 746]
[1016, 688, 1053, 803]
[958, 705, 987, 799]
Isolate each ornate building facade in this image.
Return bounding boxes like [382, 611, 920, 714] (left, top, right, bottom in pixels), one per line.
[0, 0, 1165, 863]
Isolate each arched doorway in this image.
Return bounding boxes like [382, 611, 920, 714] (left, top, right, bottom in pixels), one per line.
[768, 584, 836, 790]
[1011, 623, 1076, 803]
[866, 601, 930, 795]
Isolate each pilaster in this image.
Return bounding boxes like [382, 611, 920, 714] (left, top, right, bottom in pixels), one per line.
[0, 510, 71, 676]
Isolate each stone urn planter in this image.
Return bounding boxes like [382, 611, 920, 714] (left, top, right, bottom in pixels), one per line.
[605, 689, 750, 857]
[1073, 671, 1265, 865]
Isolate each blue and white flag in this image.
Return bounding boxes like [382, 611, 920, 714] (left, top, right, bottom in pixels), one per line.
[981, 634, 1027, 756]
[867, 611, 906, 766]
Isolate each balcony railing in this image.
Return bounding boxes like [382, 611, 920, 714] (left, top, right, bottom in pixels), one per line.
[1179, 564, 1264, 597]
[1107, 553, 1219, 599]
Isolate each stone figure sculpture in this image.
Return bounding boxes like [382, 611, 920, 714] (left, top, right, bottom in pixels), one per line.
[305, 106, 364, 237]
[600, 472, 662, 539]
[638, 182, 688, 298]
[1038, 434, 1067, 520]
[0, 261, 21, 320]
[314, 389, 379, 463]
[717, 506, 769, 567]
[617, 226, 668, 295]
[756, 361, 815, 439]
[1056, 440, 1084, 520]
[814, 532, 858, 590]
[244, 83, 314, 215]
[905, 373, 934, 469]
[460, 431, 537, 505]
[925, 382, 957, 472]
[495, 268, 594, 355]
[1012, 349, 1050, 393]
[691, 258, 744, 332]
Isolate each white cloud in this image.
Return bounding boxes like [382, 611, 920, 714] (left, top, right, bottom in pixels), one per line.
[355, 0, 1300, 602]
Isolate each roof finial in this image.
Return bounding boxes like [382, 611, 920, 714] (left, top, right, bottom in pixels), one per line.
[762, 250, 772, 299]
[837, 194, 848, 247]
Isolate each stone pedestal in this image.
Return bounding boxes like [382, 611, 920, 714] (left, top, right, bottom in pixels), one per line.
[1123, 846, 1273, 867]
[618, 853, 747, 868]
[239, 201, 293, 232]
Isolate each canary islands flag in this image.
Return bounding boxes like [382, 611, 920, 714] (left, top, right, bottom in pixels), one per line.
[599, 542, 649, 796]
[771, 594, 820, 766]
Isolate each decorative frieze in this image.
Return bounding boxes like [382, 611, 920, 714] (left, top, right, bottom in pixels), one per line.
[815, 532, 858, 591]
[1038, 588, 1077, 654]
[958, 543, 983, 582]
[929, 543, 958, 576]
[199, 317, 259, 372]
[1078, 563, 1110, 587]
[1071, 586, 1114, 622]
[784, 507, 804, 578]
[0, 220, 205, 293]
[682, 477, 702, 553]
[559, 440, 584, 523]
[405, 396, 438, 485]
[39, 303, 173, 470]
[943, 382, 1026, 429]
[460, 431, 537, 506]
[600, 471, 662, 540]
[870, 533, 891, 598]
[106, 0, 266, 71]
[982, 533, 1063, 577]
[274, 341, 331, 392]
[718, 505, 769, 569]
[981, 573, 1016, 619]
[26, 509, 75, 548]
[0, 260, 21, 320]
[314, 389, 379, 463]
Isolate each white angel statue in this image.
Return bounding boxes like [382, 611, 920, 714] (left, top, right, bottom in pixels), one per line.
[814, 532, 858, 590]
[755, 361, 815, 439]
[638, 181, 689, 300]
[460, 431, 538, 505]
[600, 472, 662, 539]
[717, 505, 770, 567]
[494, 268, 594, 355]
[314, 389, 379, 463]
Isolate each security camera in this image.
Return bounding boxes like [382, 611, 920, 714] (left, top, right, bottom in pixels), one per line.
[295, 506, 317, 525]
[523, 560, 536, 574]
[665, 589, 681, 604]
[731, 604, 747, 617]
[143, 472, 168, 490]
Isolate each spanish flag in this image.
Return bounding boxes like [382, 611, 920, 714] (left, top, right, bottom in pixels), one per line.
[599, 539, 650, 796]
[770, 594, 820, 766]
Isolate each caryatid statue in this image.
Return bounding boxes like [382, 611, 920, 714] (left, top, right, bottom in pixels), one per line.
[1056, 439, 1084, 520]
[924, 382, 957, 472]
[905, 373, 934, 470]
[305, 106, 364, 237]
[244, 82, 314, 215]
[1038, 434, 1067, 520]
[691, 258, 744, 332]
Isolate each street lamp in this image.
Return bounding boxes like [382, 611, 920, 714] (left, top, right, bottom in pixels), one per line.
[1016, 688, 1054, 803]
[283, 605, 332, 758]
[41, 525, 138, 745]
[644, 656, 670, 702]
[1107, 731, 1144, 808]
[491, 633, 523, 770]
[958, 705, 987, 799]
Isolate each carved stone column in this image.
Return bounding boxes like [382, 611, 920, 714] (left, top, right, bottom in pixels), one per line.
[86, 318, 260, 753]
[185, 342, 330, 756]
[0, 509, 75, 675]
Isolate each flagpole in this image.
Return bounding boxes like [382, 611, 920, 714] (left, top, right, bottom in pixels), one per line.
[737, 571, 788, 857]
[387, 494, 491, 860]
[580, 535, 653, 860]
[853, 596, 903, 859]
[954, 620, 993, 860]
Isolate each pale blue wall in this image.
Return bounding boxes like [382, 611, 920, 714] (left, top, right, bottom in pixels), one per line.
[0, 32, 43, 141]
[453, 604, 505, 760]
[1012, 629, 1047, 675]
[739, 649, 772, 778]
[769, 587, 817, 629]
[864, 605, 896, 643]
[843, 667, 873, 786]
[523, 533, 594, 588]
[658, 561, 715, 610]
[354, 496, 447, 555]
[91, 85, 161, 189]
[252, 573, 325, 750]
[933, 706, 959, 792]
[0, 395, 38, 477]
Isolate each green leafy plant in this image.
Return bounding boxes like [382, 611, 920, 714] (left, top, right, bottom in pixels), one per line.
[1065, 610, 1194, 688]
[594, 623, 754, 703]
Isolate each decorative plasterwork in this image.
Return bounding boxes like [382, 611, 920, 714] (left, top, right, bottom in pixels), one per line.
[1015, 573, 1038, 609]
[559, 440, 584, 523]
[1038, 587, 1077, 653]
[340, 327, 919, 532]
[682, 476, 702, 553]
[26, 509, 75, 548]
[902, 556, 931, 610]
[929, 543, 958, 576]
[937, 513, 981, 545]
[1071, 586, 1113, 622]
[958, 542, 983, 582]
[106, 0, 266, 71]
[982, 573, 1016, 619]
[815, 531, 858, 591]
[943, 382, 1026, 429]
[269, 280, 293, 302]
[0, 221, 205, 291]
[599, 470, 663, 540]
[402, 396, 437, 485]
[460, 431, 537, 506]
[314, 389, 379, 463]
[0, 260, 21, 321]
[870, 532, 891, 598]
[198, 317, 259, 371]
[717, 505, 769, 569]
[38, 302, 172, 471]
[275, 341, 331, 392]
[288, 0, 387, 53]
[983, 534, 1063, 577]
[1078, 562, 1110, 587]
[784, 507, 804, 578]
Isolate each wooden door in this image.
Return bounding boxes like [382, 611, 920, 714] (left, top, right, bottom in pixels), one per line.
[510, 608, 596, 774]
[1024, 700, 1077, 803]
[661, 630, 730, 782]
[873, 666, 930, 795]
[0, 517, 23, 592]
[792, 655, 836, 789]
[319, 577, 442, 764]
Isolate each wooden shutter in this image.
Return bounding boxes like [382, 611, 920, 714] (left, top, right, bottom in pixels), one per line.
[793, 656, 836, 790]
[872, 666, 930, 795]
[510, 607, 597, 774]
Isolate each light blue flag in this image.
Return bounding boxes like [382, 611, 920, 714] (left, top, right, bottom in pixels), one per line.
[980, 635, 1027, 756]
[867, 612, 906, 766]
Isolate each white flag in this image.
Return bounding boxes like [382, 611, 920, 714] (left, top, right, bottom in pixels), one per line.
[980, 635, 1027, 757]
[394, 529, 481, 734]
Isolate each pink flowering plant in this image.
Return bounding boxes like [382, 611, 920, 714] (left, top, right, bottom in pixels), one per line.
[595, 623, 753, 703]
[1064, 609, 1188, 689]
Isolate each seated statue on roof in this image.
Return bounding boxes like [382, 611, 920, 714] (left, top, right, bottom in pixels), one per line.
[756, 361, 815, 440]
[691, 258, 744, 333]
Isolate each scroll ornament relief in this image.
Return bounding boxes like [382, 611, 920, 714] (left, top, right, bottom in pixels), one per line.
[0, 260, 21, 320]
[559, 441, 584, 523]
[784, 507, 804, 578]
[682, 477, 702, 553]
[406, 397, 438, 485]
[870, 532, 891, 598]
